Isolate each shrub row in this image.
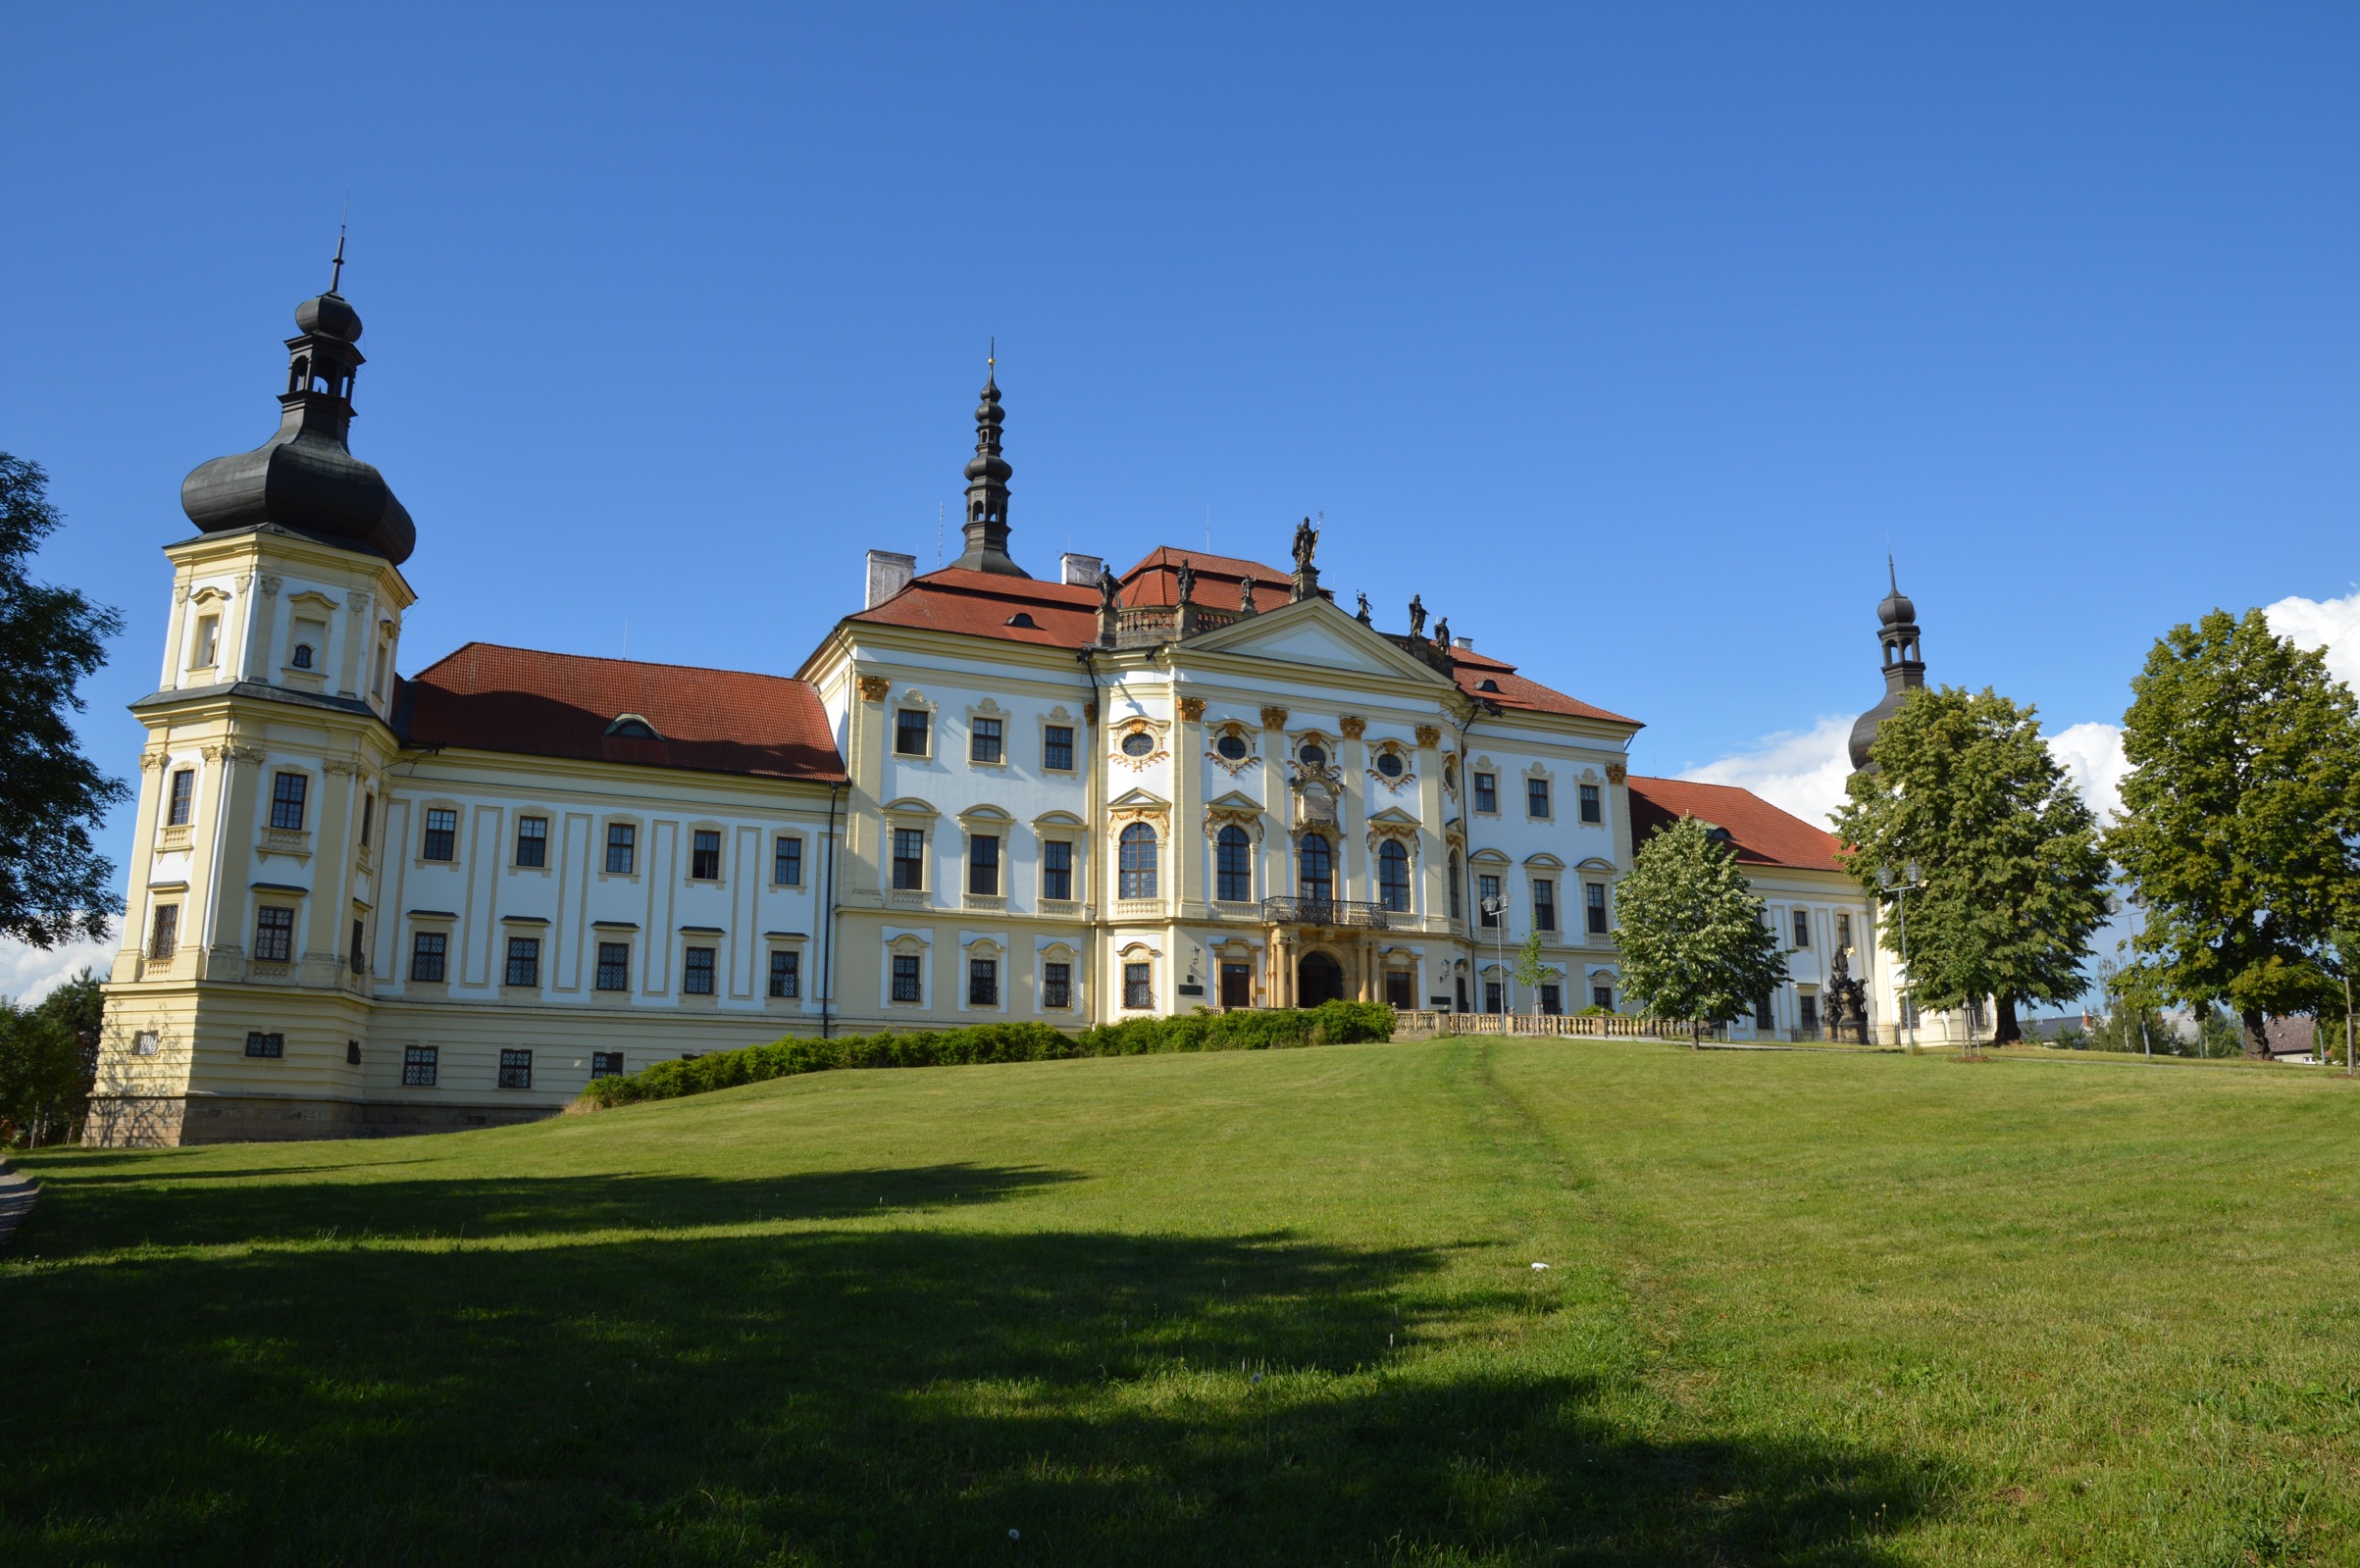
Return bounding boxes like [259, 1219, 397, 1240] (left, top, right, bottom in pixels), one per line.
[576, 1000, 1397, 1109]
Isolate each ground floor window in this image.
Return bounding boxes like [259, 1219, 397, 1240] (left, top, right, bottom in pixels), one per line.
[968, 958, 999, 1006]
[1540, 984, 1563, 1015]
[1384, 971, 1414, 1009]
[1485, 981, 1504, 1013]
[1123, 962, 1153, 1010]
[1755, 991, 1774, 1029]
[1799, 994, 1820, 1033]
[498, 1048, 533, 1089]
[1592, 985, 1613, 1012]
[1455, 977, 1469, 1011]
[402, 1045, 438, 1087]
[891, 953, 923, 1003]
[769, 950, 799, 998]
[590, 1051, 626, 1079]
[244, 1031, 283, 1058]
[1044, 962, 1072, 1009]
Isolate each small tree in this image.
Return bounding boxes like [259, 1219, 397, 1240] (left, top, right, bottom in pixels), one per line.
[2107, 608, 2360, 1057]
[1614, 815, 1786, 1047]
[1512, 932, 1553, 1016]
[0, 967, 104, 1146]
[1835, 685, 2111, 1047]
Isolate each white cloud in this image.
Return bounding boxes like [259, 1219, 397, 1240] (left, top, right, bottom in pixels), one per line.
[1681, 715, 1856, 829]
[0, 933, 117, 1007]
[2046, 721, 2130, 824]
[2265, 588, 2360, 694]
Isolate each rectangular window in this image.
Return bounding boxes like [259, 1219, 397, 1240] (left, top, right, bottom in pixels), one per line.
[1541, 984, 1564, 1015]
[773, 835, 803, 886]
[1485, 980, 1504, 1013]
[1579, 784, 1602, 825]
[402, 1044, 438, 1087]
[269, 772, 309, 831]
[1533, 879, 1557, 933]
[1455, 976, 1469, 1011]
[244, 1031, 283, 1058]
[1527, 778, 1551, 819]
[498, 1048, 534, 1089]
[1755, 991, 1775, 1029]
[968, 835, 1000, 896]
[147, 904, 180, 960]
[595, 941, 630, 991]
[1835, 912, 1853, 949]
[1477, 874, 1502, 928]
[1044, 961, 1072, 1009]
[253, 906, 295, 962]
[167, 768, 196, 827]
[1593, 985, 1615, 1012]
[422, 807, 457, 862]
[891, 953, 923, 1003]
[1791, 910, 1811, 948]
[192, 614, 220, 667]
[345, 1038, 361, 1065]
[683, 946, 716, 995]
[1586, 883, 1608, 935]
[350, 919, 367, 973]
[1473, 773, 1498, 814]
[893, 828, 925, 890]
[1384, 971, 1413, 1009]
[690, 829, 722, 881]
[1124, 962, 1153, 1010]
[970, 717, 1003, 764]
[968, 958, 999, 1006]
[409, 931, 447, 982]
[1043, 725, 1075, 772]
[504, 936, 540, 986]
[590, 1051, 626, 1079]
[1042, 840, 1073, 901]
[514, 816, 548, 868]
[768, 949, 800, 998]
[895, 708, 930, 756]
[359, 791, 374, 847]
[1799, 993, 1820, 1033]
[604, 823, 637, 875]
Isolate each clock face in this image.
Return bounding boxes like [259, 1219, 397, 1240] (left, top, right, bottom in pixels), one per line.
[1376, 751, 1405, 778]
[1299, 744, 1327, 769]
[1215, 733, 1249, 761]
[1121, 731, 1154, 757]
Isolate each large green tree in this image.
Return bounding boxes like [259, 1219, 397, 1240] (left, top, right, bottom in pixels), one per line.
[1835, 686, 2110, 1046]
[0, 967, 104, 1146]
[1612, 814, 1786, 1046]
[0, 454, 126, 947]
[2106, 608, 2360, 1057]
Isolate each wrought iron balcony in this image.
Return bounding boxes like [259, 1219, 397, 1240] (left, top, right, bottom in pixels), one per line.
[1261, 895, 1391, 931]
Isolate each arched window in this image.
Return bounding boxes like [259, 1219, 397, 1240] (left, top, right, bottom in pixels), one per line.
[290, 643, 314, 670]
[1448, 850, 1463, 919]
[1378, 840, 1411, 912]
[1216, 825, 1253, 902]
[1298, 833, 1333, 902]
[1118, 823, 1157, 899]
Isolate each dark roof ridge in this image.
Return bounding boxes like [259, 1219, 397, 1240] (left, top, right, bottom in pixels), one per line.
[413, 639, 819, 689]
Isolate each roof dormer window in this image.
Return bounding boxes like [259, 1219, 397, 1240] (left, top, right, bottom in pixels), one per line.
[605, 714, 660, 739]
[1006, 612, 1038, 628]
[1476, 679, 1501, 692]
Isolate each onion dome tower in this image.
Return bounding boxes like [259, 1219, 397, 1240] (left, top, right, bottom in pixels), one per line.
[179, 241, 416, 565]
[949, 348, 1027, 577]
[1847, 559, 1926, 774]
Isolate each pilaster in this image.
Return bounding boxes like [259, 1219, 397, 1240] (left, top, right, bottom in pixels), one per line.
[1338, 715, 1367, 899]
[1172, 694, 1205, 916]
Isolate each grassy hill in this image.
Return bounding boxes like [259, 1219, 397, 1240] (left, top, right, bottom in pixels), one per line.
[6, 1038, 2359, 1565]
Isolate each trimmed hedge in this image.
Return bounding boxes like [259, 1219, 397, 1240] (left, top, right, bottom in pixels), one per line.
[576, 1000, 1397, 1109]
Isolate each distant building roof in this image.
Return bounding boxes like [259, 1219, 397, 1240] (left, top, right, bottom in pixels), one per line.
[397, 642, 846, 783]
[1625, 776, 1846, 872]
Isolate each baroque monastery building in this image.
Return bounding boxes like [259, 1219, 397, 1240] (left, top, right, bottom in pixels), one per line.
[89, 274, 1898, 1145]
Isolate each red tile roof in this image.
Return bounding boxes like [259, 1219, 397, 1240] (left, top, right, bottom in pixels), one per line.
[1625, 775, 1846, 872]
[1117, 546, 1310, 612]
[1450, 644, 1640, 726]
[397, 643, 846, 783]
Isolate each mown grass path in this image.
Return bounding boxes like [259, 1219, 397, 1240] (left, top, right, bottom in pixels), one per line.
[5, 1040, 2358, 1565]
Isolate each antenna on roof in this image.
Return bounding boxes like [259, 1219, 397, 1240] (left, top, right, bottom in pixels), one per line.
[937, 502, 944, 568]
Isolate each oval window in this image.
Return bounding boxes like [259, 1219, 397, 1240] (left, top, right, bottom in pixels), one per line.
[1376, 751, 1405, 779]
[1300, 744, 1327, 769]
[1121, 731, 1154, 757]
[1215, 733, 1249, 761]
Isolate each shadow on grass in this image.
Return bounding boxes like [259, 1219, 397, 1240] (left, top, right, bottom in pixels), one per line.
[1, 1168, 1946, 1566]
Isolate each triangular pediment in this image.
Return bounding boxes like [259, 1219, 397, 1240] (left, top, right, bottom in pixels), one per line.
[1186, 598, 1455, 684]
[1107, 786, 1170, 812]
[1208, 788, 1263, 813]
[1367, 805, 1420, 829]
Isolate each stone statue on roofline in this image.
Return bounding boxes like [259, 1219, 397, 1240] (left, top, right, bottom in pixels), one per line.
[1356, 591, 1372, 626]
[1433, 616, 1451, 649]
[1409, 593, 1426, 638]
[1176, 557, 1197, 604]
[1098, 566, 1119, 615]
[1238, 574, 1258, 617]
[1292, 516, 1318, 573]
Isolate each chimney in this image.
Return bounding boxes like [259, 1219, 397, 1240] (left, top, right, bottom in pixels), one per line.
[1059, 552, 1103, 586]
[864, 550, 916, 609]
[1452, 635, 1473, 650]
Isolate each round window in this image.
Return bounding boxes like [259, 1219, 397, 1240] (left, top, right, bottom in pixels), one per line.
[1376, 751, 1405, 779]
[1300, 744, 1327, 769]
[1215, 733, 1249, 761]
[1121, 731, 1154, 757]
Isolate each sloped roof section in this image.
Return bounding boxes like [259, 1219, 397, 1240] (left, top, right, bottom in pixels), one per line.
[1118, 546, 1309, 611]
[397, 643, 846, 783]
[846, 567, 1101, 647]
[1625, 775, 1845, 872]
[1447, 643, 1640, 726]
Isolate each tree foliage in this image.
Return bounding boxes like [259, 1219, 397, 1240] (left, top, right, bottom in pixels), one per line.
[1612, 815, 1786, 1045]
[1834, 686, 2110, 1044]
[0, 454, 126, 947]
[1512, 932, 1553, 1014]
[0, 967, 104, 1145]
[2106, 608, 2360, 1056]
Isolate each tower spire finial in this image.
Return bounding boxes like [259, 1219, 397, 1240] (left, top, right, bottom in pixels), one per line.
[330, 195, 349, 294]
[1888, 553, 1898, 595]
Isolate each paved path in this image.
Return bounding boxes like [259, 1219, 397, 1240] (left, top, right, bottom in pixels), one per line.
[0, 1158, 36, 1250]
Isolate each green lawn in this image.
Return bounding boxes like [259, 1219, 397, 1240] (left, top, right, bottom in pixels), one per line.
[7, 1039, 2360, 1566]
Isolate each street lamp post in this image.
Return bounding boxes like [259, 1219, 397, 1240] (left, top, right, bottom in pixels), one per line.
[1481, 892, 1511, 1018]
[1876, 862, 1924, 1053]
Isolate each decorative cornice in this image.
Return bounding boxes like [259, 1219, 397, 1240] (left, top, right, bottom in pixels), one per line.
[138, 750, 173, 772]
[321, 758, 359, 777]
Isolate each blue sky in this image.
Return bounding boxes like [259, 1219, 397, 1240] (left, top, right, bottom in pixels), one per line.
[5, 4, 2357, 996]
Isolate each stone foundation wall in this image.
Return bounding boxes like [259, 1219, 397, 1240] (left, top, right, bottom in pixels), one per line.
[84, 1093, 562, 1147]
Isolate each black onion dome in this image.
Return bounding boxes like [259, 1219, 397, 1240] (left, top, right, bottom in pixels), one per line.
[1877, 587, 1917, 627]
[179, 286, 414, 565]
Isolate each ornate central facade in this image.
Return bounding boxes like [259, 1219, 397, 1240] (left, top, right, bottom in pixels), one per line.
[88, 274, 1886, 1144]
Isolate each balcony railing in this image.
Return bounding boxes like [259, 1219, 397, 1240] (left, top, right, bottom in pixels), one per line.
[1261, 896, 1391, 931]
[1109, 604, 1241, 648]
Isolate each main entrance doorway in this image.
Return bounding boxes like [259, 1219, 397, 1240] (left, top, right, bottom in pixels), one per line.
[1299, 951, 1347, 1006]
[1220, 962, 1253, 1009]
